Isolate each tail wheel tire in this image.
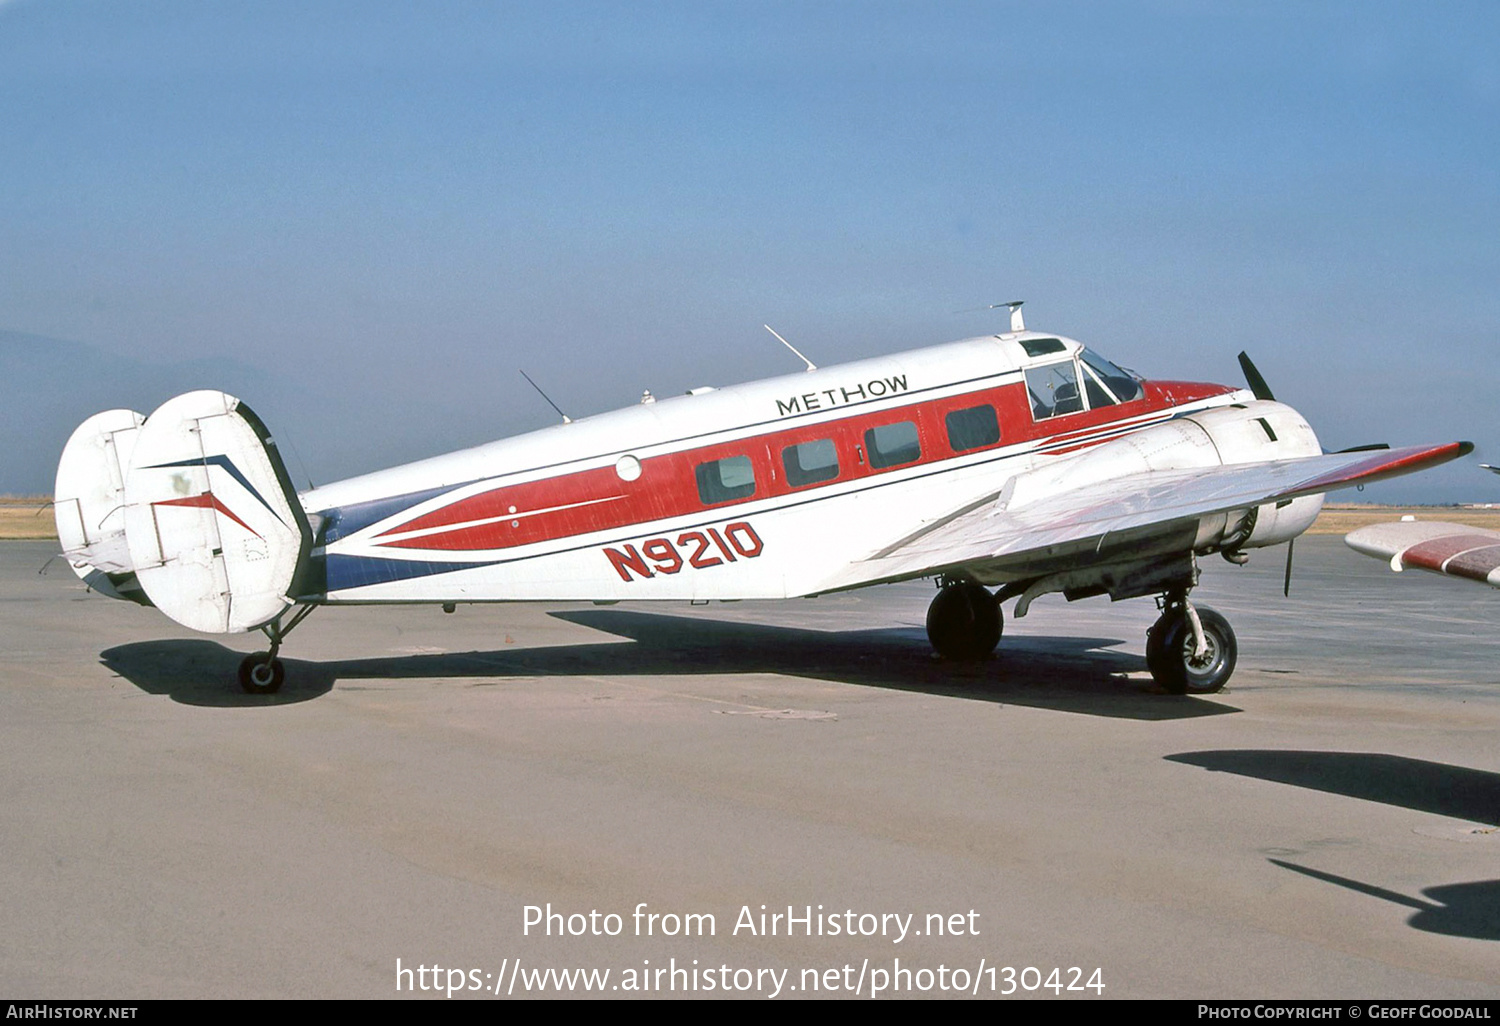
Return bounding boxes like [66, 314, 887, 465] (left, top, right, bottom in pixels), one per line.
[926, 583, 1003, 661]
[238, 652, 285, 694]
[1150, 606, 1236, 695]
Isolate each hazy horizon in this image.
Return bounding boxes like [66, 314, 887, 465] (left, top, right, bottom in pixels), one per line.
[3, 1, 1495, 503]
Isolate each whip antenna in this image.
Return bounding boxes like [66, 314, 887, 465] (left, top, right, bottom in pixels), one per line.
[520, 370, 572, 424]
[764, 325, 817, 373]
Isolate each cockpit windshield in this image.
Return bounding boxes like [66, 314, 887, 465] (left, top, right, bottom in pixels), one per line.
[1079, 349, 1143, 404]
[1025, 347, 1144, 421]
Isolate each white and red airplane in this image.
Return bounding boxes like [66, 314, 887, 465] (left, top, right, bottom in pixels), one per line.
[54, 304, 1471, 695]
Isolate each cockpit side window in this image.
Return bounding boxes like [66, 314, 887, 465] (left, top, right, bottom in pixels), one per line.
[1080, 350, 1143, 403]
[1025, 361, 1085, 420]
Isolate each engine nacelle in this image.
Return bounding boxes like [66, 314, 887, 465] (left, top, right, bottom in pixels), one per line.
[1181, 401, 1323, 551]
[1010, 399, 1324, 559]
[1182, 402, 1326, 552]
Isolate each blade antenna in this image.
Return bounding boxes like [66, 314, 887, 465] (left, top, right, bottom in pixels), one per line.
[764, 325, 817, 373]
[519, 370, 571, 424]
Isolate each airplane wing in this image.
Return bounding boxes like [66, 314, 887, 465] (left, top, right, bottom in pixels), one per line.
[820, 441, 1472, 590]
[1346, 519, 1500, 589]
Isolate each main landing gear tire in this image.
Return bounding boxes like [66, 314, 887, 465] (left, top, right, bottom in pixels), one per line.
[238, 652, 285, 695]
[1147, 605, 1236, 695]
[926, 582, 1003, 661]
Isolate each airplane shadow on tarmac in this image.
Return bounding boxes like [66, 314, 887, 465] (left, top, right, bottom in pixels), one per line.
[1168, 750, 1500, 941]
[100, 609, 1239, 718]
[1269, 860, 1500, 942]
[1166, 751, 1500, 826]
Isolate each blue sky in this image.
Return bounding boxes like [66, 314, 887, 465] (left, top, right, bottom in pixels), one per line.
[2, 1, 1496, 499]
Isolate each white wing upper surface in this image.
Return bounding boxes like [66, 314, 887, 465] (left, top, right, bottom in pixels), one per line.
[820, 442, 1472, 591]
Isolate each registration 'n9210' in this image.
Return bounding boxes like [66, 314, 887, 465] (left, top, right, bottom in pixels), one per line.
[603, 521, 764, 582]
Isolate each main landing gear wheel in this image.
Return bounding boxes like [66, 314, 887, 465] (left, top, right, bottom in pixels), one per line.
[1147, 605, 1236, 695]
[238, 652, 285, 695]
[926, 582, 1003, 661]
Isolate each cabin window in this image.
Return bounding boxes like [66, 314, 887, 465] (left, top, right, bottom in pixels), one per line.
[1080, 350, 1143, 403]
[1020, 337, 1067, 357]
[945, 404, 1001, 452]
[695, 455, 756, 505]
[864, 421, 921, 469]
[1025, 361, 1084, 420]
[782, 438, 839, 488]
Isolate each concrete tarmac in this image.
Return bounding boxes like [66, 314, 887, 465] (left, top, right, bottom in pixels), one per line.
[2, 537, 1497, 999]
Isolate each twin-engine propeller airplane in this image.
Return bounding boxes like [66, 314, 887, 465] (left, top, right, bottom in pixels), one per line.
[55, 303, 1471, 695]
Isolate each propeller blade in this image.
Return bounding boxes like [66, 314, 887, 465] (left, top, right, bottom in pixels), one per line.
[1237, 352, 1276, 402]
[1283, 538, 1295, 598]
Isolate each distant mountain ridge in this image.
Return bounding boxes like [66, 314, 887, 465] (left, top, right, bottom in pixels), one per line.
[0, 330, 321, 495]
[4, 331, 1486, 504]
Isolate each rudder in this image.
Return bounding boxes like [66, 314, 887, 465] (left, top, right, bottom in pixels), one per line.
[121, 391, 313, 633]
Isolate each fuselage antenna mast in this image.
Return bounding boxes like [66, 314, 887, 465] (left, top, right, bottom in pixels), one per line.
[519, 369, 572, 424]
[764, 325, 817, 373]
[956, 299, 1025, 332]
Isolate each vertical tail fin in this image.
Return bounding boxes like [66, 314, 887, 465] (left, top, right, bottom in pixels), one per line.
[117, 391, 313, 633]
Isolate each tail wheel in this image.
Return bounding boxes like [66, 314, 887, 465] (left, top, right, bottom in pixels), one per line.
[238, 652, 285, 695]
[1149, 606, 1236, 695]
[926, 582, 1003, 661]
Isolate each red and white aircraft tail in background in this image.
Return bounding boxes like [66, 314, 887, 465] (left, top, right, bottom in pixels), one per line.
[55, 304, 1471, 694]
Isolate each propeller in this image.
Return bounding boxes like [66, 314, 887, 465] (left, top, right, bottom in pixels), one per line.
[1235, 351, 1391, 598]
[1241, 355, 1391, 454]
[1237, 351, 1275, 402]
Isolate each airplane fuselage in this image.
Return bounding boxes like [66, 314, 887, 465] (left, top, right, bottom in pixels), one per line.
[299, 331, 1267, 604]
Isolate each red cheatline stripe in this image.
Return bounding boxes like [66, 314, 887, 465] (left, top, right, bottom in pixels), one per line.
[153, 493, 262, 539]
[370, 384, 1216, 553]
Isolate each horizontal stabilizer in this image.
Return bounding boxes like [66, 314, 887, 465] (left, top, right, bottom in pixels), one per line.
[121, 391, 313, 633]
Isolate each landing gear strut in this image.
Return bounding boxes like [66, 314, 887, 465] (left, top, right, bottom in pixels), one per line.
[237, 604, 315, 694]
[1146, 590, 1236, 695]
[926, 580, 1002, 661]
